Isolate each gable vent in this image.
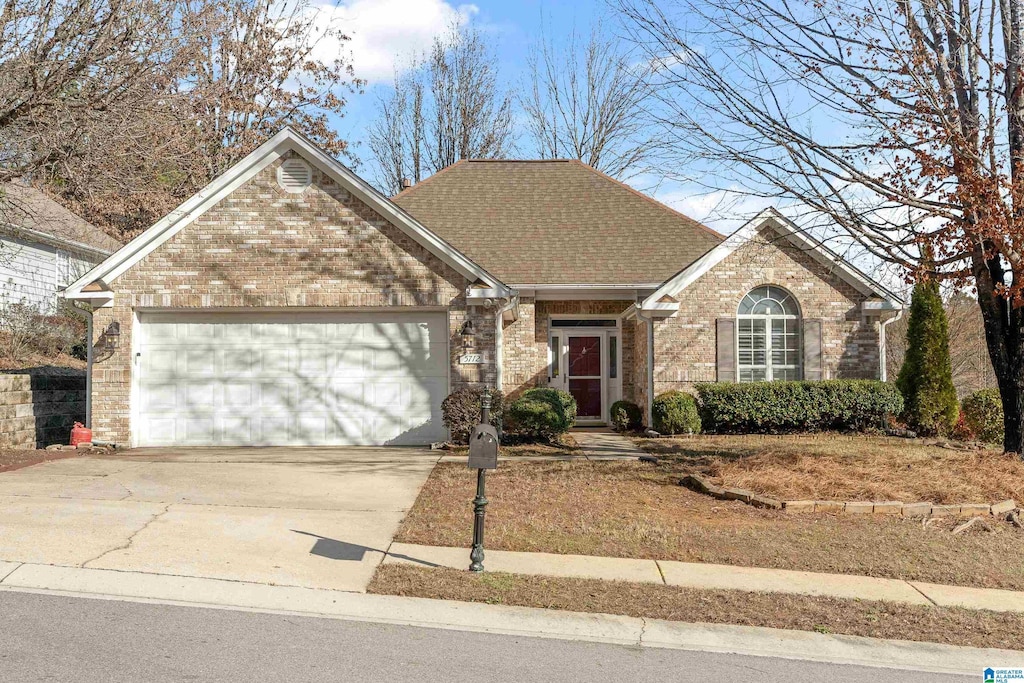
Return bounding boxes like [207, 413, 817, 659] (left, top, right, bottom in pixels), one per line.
[277, 159, 312, 193]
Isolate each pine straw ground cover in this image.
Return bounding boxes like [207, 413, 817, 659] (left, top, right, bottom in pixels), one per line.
[635, 433, 1024, 503]
[395, 439, 1024, 590]
[370, 564, 1024, 651]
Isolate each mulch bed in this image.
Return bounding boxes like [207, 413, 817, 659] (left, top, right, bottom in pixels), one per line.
[370, 564, 1024, 651]
[635, 433, 1024, 503]
[0, 448, 78, 474]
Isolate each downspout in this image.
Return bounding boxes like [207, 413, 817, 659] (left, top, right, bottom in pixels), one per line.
[493, 295, 518, 393]
[634, 306, 656, 429]
[878, 309, 903, 382]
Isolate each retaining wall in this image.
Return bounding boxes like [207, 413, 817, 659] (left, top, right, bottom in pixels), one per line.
[0, 372, 86, 448]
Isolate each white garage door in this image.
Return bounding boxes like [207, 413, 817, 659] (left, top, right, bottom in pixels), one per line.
[135, 311, 449, 446]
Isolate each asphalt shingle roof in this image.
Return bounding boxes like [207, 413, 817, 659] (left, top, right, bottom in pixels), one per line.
[391, 160, 723, 286]
[1, 182, 121, 254]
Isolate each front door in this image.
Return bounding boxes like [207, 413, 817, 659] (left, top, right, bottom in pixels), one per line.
[567, 335, 602, 421]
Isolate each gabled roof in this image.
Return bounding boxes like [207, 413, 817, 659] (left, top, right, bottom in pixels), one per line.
[64, 127, 510, 301]
[1, 182, 121, 257]
[640, 208, 903, 313]
[391, 160, 724, 286]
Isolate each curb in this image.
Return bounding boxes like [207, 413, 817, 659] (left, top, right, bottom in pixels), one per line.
[0, 562, 1020, 675]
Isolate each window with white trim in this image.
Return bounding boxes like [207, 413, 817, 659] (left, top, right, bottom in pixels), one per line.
[737, 285, 801, 382]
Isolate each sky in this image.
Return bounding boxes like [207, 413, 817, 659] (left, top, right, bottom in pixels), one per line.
[311, 0, 772, 234]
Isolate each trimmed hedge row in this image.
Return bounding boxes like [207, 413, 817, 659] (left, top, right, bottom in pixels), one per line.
[695, 380, 903, 433]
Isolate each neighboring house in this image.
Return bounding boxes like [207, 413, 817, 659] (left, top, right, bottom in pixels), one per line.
[63, 128, 902, 448]
[1, 183, 121, 310]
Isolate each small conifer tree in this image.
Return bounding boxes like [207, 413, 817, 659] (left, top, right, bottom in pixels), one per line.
[896, 275, 959, 435]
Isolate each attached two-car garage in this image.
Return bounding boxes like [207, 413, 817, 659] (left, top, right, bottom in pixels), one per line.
[134, 311, 450, 447]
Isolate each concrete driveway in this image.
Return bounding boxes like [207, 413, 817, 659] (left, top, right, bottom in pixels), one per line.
[0, 447, 438, 592]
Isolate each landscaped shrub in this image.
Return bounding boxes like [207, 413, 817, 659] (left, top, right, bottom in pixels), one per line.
[962, 388, 1003, 444]
[441, 387, 504, 444]
[505, 388, 576, 441]
[896, 277, 959, 435]
[695, 380, 904, 434]
[610, 400, 643, 432]
[651, 391, 700, 435]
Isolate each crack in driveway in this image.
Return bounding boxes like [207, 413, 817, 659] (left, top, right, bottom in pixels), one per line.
[81, 504, 172, 568]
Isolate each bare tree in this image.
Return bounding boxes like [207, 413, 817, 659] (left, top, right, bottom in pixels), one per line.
[369, 24, 514, 195]
[0, 0, 184, 183]
[64, 0, 359, 239]
[521, 23, 657, 179]
[617, 0, 1024, 453]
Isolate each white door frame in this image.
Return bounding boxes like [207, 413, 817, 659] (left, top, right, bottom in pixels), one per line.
[547, 316, 622, 425]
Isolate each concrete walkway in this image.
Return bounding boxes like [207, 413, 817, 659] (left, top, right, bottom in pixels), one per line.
[569, 429, 647, 460]
[384, 542, 1024, 614]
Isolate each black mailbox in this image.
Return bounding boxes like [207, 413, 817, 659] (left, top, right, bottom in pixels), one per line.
[467, 424, 499, 469]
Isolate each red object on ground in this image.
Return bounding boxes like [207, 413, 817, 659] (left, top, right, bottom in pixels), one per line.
[70, 422, 92, 446]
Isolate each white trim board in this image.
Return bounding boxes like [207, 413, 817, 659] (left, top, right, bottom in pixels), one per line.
[640, 208, 903, 313]
[63, 127, 510, 301]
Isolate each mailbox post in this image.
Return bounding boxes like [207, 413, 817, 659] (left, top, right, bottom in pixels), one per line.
[468, 386, 498, 572]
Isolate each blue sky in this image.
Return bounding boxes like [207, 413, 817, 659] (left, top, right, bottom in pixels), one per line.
[315, 0, 769, 232]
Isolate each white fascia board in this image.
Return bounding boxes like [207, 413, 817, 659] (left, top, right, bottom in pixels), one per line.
[511, 283, 663, 289]
[64, 127, 510, 299]
[641, 208, 902, 310]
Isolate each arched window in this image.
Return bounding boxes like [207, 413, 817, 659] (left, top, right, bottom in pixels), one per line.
[737, 286, 801, 381]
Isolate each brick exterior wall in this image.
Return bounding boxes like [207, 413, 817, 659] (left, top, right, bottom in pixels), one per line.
[90, 152, 494, 445]
[653, 225, 881, 395]
[0, 373, 86, 448]
[499, 298, 635, 400]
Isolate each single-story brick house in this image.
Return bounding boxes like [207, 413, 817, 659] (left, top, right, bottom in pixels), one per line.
[63, 128, 901, 447]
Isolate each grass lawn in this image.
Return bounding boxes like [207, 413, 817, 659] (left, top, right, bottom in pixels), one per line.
[0, 448, 76, 473]
[370, 564, 1024, 651]
[635, 433, 1024, 503]
[395, 436, 1024, 590]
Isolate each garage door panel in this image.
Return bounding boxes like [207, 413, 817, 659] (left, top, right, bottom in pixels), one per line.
[137, 311, 449, 446]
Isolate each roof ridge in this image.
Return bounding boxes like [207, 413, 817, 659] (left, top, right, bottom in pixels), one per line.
[566, 160, 726, 241]
[390, 159, 468, 201]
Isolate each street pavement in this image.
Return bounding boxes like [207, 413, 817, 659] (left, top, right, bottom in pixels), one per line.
[0, 591, 974, 682]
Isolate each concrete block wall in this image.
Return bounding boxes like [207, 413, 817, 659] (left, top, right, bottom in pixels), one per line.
[0, 373, 86, 448]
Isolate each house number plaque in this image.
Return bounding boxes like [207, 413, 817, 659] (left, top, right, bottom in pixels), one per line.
[459, 353, 483, 365]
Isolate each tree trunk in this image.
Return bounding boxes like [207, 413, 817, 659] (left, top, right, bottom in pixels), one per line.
[1001, 368, 1024, 455]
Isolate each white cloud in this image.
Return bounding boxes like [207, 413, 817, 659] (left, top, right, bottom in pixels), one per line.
[305, 0, 478, 84]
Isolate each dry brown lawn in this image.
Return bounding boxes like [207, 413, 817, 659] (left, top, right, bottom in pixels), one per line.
[370, 564, 1024, 651]
[395, 454, 1024, 590]
[636, 434, 1024, 503]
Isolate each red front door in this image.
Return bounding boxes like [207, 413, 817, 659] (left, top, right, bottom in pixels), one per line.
[567, 336, 602, 419]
